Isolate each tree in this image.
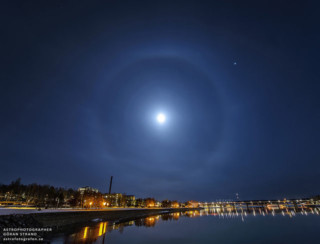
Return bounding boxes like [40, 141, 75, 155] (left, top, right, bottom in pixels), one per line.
[161, 200, 172, 208]
[135, 198, 145, 207]
[171, 201, 180, 208]
[145, 198, 155, 208]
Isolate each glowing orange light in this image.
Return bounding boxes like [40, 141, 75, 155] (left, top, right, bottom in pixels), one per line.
[103, 222, 107, 234]
[83, 227, 88, 239]
[99, 222, 103, 236]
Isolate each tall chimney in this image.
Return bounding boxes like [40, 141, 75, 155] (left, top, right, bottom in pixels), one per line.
[108, 176, 113, 194]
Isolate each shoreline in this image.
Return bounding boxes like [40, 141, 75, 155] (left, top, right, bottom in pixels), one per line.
[0, 208, 202, 230]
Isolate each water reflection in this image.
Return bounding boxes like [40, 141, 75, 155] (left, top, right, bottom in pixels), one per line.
[56, 206, 320, 243]
[204, 208, 311, 221]
[202, 205, 320, 220]
[68, 222, 108, 243]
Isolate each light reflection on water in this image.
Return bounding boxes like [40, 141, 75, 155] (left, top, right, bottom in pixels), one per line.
[50, 207, 320, 244]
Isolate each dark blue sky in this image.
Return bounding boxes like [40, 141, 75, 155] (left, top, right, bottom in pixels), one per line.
[1, 0, 319, 201]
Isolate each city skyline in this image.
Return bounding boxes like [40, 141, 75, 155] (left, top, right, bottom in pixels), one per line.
[1, 1, 319, 202]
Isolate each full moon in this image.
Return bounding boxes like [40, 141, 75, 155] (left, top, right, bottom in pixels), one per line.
[156, 113, 166, 124]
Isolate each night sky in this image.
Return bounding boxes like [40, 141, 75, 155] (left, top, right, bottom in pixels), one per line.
[1, 1, 319, 202]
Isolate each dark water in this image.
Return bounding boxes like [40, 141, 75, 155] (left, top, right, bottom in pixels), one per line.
[50, 209, 320, 244]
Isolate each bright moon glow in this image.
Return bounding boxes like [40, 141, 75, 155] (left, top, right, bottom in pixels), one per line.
[157, 113, 166, 124]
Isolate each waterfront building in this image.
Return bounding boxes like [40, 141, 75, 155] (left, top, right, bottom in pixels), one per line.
[78, 186, 99, 194]
[186, 200, 200, 208]
[103, 193, 136, 207]
[125, 195, 136, 206]
[171, 201, 180, 208]
[104, 193, 123, 207]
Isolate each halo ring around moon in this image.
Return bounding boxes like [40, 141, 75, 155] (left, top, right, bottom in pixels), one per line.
[93, 56, 224, 165]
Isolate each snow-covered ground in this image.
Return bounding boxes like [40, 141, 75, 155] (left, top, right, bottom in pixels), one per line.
[0, 207, 146, 216]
